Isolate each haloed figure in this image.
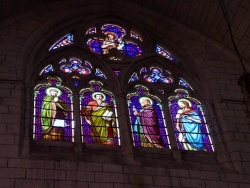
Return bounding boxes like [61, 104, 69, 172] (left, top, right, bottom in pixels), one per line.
[134, 97, 165, 148]
[41, 87, 70, 141]
[81, 92, 116, 145]
[101, 32, 124, 54]
[176, 99, 204, 150]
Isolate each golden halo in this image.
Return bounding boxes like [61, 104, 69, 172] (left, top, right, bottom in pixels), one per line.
[92, 92, 106, 101]
[177, 98, 192, 107]
[139, 97, 153, 105]
[46, 87, 62, 97]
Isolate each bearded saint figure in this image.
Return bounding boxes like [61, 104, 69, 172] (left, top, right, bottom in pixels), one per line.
[81, 92, 116, 145]
[133, 97, 165, 148]
[41, 87, 69, 140]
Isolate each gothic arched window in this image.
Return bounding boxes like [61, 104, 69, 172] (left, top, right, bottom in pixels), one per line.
[32, 21, 214, 153]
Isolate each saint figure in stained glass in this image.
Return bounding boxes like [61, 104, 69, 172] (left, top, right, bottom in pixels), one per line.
[80, 83, 119, 145]
[101, 32, 124, 54]
[34, 77, 74, 142]
[133, 97, 165, 148]
[127, 85, 170, 149]
[176, 99, 204, 150]
[168, 89, 214, 152]
[41, 87, 70, 140]
[86, 23, 143, 58]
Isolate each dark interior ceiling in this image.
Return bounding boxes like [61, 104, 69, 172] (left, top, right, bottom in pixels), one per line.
[1, 0, 250, 63]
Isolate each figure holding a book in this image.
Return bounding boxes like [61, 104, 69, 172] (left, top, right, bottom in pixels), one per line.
[81, 92, 116, 145]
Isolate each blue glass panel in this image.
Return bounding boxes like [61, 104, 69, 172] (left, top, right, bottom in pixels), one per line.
[140, 67, 147, 75]
[85, 27, 96, 35]
[101, 24, 126, 39]
[87, 38, 103, 54]
[49, 33, 73, 51]
[73, 81, 80, 87]
[168, 89, 214, 152]
[40, 64, 53, 75]
[95, 68, 107, 79]
[123, 42, 143, 57]
[128, 72, 139, 83]
[179, 77, 193, 90]
[156, 45, 178, 63]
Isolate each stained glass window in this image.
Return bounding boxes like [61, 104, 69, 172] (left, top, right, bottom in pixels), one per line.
[143, 67, 173, 83]
[140, 67, 147, 74]
[179, 77, 193, 90]
[85, 27, 96, 35]
[60, 58, 92, 75]
[168, 89, 214, 152]
[128, 72, 139, 83]
[40, 64, 53, 75]
[49, 33, 73, 51]
[127, 85, 170, 149]
[33, 77, 74, 142]
[80, 81, 120, 145]
[58, 58, 67, 64]
[114, 70, 121, 76]
[86, 23, 143, 58]
[130, 31, 142, 41]
[35, 20, 215, 154]
[156, 45, 178, 63]
[95, 68, 107, 79]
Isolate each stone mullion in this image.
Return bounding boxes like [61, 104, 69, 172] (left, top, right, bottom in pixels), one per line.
[115, 92, 134, 163]
[162, 99, 178, 150]
[73, 90, 82, 151]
